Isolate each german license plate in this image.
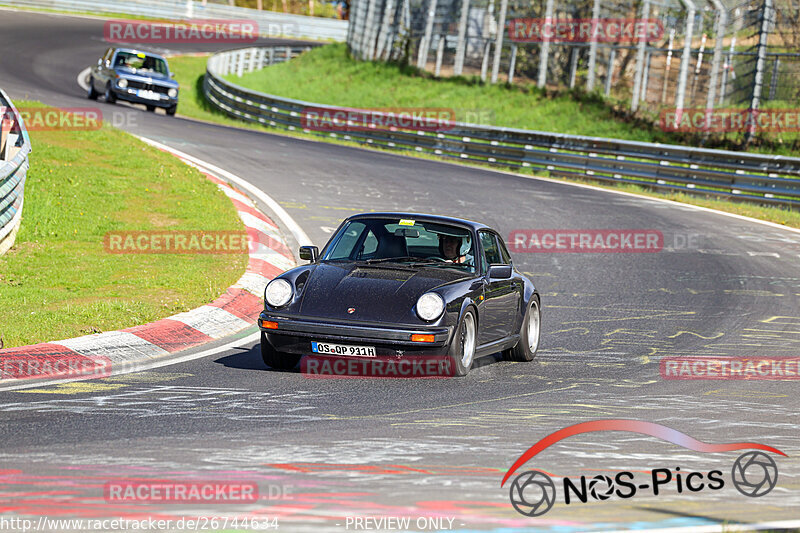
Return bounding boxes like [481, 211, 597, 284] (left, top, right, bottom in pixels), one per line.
[311, 341, 376, 357]
[138, 89, 159, 100]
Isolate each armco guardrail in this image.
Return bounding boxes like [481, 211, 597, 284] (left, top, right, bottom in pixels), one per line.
[6, 0, 347, 41]
[204, 47, 800, 208]
[0, 89, 31, 256]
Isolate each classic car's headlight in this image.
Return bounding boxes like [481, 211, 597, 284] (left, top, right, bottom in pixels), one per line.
[168, 88, 178, 98]
[118, 78, 128, 88]
[265, 279, 293, 307]
[416, 292, 445, 321]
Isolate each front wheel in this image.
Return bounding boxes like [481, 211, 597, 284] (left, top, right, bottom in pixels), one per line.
[146, 105, 156, 112]
[504, 297, 540, 362]
[261, 332, 301, 370]
[448, 309, 477, 377]
[166, 104, 177, 116]
[104, 83, 116, 104]
[87, 76, 99, 100]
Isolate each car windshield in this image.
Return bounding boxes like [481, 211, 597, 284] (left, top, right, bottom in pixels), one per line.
[114, 52, 169, 75]
[322, 217, 476, 272]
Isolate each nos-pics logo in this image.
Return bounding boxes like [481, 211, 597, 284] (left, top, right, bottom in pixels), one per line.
[501, 420, 784, 517]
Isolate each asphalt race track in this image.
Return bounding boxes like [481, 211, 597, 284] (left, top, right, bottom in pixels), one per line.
[1, 9, 799, 532]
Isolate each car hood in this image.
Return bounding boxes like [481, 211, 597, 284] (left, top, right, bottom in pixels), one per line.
[114, 68, 176, 86]
[298, 262, 471, 323]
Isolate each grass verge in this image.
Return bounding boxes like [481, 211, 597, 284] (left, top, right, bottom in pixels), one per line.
[0, 102, 248, 348]
[166, 50, 799, 229]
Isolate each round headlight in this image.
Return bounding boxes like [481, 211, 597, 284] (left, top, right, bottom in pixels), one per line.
[265, 279, 293, 307]
[118, 78, 128, 88]
[416, 292, 445, 321]
[168, 88, 178, 98]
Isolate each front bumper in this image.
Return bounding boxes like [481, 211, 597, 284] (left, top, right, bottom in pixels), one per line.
[258, 312, 453, 357]
[113, 87, 177, 108]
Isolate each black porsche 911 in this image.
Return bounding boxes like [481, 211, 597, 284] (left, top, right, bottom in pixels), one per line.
[257, 213, 541, 376]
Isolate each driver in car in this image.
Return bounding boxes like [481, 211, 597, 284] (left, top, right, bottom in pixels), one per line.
[440, 234, 472, 265]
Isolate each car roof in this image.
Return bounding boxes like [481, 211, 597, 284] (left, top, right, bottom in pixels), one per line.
[112, 48, 167, 60]
[346, 212, 493, 232]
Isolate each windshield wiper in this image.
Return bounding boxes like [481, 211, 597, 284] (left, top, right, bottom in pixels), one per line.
[364, 256, 442, 264]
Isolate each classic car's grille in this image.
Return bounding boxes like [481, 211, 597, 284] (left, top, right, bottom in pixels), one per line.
[126, 80, 171, 94]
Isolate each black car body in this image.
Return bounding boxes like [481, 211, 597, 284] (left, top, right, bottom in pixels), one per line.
[88, 47, 179, 115]
[259, 213, 541, 376]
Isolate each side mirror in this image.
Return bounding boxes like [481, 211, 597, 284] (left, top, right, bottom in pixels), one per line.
[170, 72, 176, 78]
[299, 245, 319, 262]
[488, 264, 512, 279]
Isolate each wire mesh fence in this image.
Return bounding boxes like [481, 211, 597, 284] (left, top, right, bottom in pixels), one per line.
[347, 0, 800, 148]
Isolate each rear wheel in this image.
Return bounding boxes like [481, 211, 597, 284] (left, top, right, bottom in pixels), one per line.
[104, 83, 116, 104]
[448, 309, 477, 377]
[87, 77, 99, 100]
[504, 297, 540, 362]
[260, 332, 301, 370]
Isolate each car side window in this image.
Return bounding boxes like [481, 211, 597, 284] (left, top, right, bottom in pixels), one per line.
[480, 231, 502, 266]
[360, 230, 378, 257]
[326, 221, 366, 260]
[495, 234, 512, 264]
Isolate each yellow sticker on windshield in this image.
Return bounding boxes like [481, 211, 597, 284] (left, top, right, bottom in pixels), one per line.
[398, 219, 415, 226]
[137, 53, 146, 58]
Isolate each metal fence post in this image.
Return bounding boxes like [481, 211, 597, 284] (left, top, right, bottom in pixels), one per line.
[605, 48, 616, 96]
[417, 0, 439, 69]
[706, 0, 727, 111]
[586, 0, 600, 90]
[348, 0, 361, 56]
[673, 0, 696, 127]
[375, 0, 395, 60]
[719, 36, 734, 106]
[747, 0, 773, 144]
[453, 0, 470, 76]
[690, 33, 707, 105]
[641, 51, 651, 101]
[631, 0, 650, 111]
[768, 58, 779, 100]
[480, 41, 491, 81]
[569, 47, 578, 89]
[490, 0, 508, 83]
[537, 0, 554, 88]
[508, 43, 517, 83]
[346, 0, 356, 47]
[363, 0, 380, 60]
[435, 34, 445, 76]
[661, 28, 675, 104]
[237, 50, 245, 76]
[392, 0, 411, 61]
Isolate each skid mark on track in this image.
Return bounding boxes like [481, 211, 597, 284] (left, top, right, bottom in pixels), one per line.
[16, 382, 127, 394]
[0, 386, 331, 421]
